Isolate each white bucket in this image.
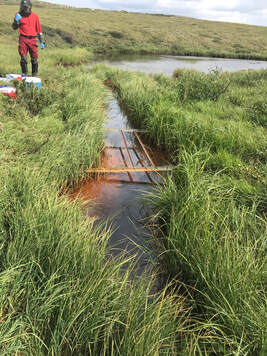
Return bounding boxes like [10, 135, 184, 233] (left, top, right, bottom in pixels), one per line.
[24, 77, 42, 89]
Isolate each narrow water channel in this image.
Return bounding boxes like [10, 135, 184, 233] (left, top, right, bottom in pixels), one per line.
[70, 95, 169, 280]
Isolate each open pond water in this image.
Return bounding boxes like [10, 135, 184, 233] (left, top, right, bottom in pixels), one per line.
[94, 53, 267, 75]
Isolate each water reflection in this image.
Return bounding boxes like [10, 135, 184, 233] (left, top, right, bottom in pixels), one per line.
[92, 54, 267, 75]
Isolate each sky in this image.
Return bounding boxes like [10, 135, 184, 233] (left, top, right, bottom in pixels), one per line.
[39, 0, 267, 27]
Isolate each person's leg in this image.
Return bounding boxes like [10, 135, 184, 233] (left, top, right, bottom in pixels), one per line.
[18, 36, 28, 75]
[29, 38, 39, 76]
[31, 57, 38, 76]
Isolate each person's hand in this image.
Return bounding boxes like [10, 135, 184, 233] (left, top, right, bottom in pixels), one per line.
[40, 42, 45, 49]
[15, 13, 22, 22]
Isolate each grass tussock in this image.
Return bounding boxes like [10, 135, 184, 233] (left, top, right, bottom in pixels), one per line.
[91, 65, 267, 354]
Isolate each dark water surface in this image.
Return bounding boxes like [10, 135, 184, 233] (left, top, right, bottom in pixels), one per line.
[93, 53, 267, 75]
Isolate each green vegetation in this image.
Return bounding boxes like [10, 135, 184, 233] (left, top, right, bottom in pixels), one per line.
[0, 46, 188, 354]
[0, 1, 266, 353]
[92, 65, 267, 354]
[0, 0, 267, 59]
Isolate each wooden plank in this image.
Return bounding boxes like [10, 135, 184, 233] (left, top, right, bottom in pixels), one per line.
[132, 147, 154, 184]
[134, 131, 155, 167]
[96, 178, 158, 185]
[120, 129, 134, 168]
[105, 128, 148, 133]
[86, 166, 173, 173]
[104, 146, 135, 150]
[119, 146, 134, 182]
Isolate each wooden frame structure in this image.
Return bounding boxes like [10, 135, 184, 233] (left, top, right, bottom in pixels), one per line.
[86, 129, 172, 182]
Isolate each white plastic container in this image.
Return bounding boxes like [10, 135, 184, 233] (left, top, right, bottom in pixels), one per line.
[6, 74, 22, 81]
[0, 86, 16, 94]
[24, 77, 42, 89]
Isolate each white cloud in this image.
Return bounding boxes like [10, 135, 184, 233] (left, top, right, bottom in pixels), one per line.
[39, 0, 267, 26]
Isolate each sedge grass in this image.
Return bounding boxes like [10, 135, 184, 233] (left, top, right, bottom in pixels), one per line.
[0, 45, 200, 354]
[91, 65, 267, 354]
[0, 165, 184, 355]
[1, 42, 266, 353]
[145, 150, 266, 354]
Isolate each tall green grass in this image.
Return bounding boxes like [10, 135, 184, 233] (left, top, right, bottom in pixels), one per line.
[146, 150, 266, 354]
[0, 46, 200, 354]
[0, 164, 185, 355]
[96, 66, 266, 164]
[92, 65, 267, 354]
[1, 41, 266, 353]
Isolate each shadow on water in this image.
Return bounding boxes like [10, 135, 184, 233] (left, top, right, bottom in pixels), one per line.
[69, 97, 170, 288]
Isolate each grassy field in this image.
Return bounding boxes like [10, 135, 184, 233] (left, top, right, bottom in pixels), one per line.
[0, 1, 266, 353]
[92, 65, 267, 354]
[0, 0, 267, 59]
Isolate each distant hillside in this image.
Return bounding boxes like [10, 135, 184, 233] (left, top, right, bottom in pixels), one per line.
[1, 1, 267, 59]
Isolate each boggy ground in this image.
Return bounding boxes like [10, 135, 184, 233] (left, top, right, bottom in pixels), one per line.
[0, 43, 266, 354]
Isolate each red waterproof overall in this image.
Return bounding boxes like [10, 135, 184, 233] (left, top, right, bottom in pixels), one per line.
[18, 35, 38, 59]
[15, 11, 42, 75]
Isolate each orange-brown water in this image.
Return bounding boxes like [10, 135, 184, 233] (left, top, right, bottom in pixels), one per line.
[69, 98, 169, 278]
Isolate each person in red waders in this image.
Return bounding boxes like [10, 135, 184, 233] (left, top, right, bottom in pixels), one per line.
[12, 0, 45, 77]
